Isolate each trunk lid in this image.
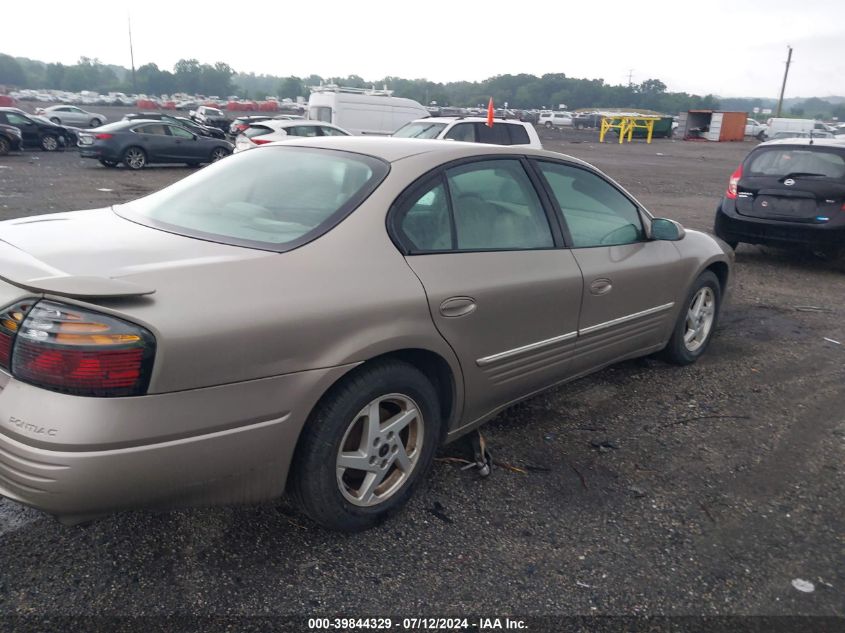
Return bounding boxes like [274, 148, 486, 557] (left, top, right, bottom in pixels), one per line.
[0, 208, 269, 298]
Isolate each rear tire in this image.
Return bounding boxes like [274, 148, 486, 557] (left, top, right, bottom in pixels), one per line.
[122, 146, 146, 170]
[90, 118, 102, 127]
[544, 121, 552, 129]
[660, 271, 721, 366]
[98, 159, 118, 168]
[290, 360, 441, 532]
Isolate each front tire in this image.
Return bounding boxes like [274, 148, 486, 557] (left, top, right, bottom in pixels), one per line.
[50, 117, 61, 125]
[544, 121, 552, 129]
[40, 134, 59, 151]
[90, 118, 102, 127]
[122, 146, 146, 170]
[0, 137, 9, 156]
[290, 360, 441, 532]
[209, 147, 229, 163]
[660, 271, 721, 365]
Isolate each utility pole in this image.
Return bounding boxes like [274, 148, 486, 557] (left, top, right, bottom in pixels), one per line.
[627, 69, 634, 88]
[128, 13, 137, 94]
[775, 45, 793, 118]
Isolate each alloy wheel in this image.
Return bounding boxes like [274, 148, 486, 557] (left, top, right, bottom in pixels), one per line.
[210, 148, 228, 162]
[41, 135, 58, 151]
[124, 148, 146, 169]
[684, 287, 716, 352]
[336, 393, 424, 507]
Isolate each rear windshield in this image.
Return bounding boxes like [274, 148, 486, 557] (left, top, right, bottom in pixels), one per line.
[392, 122, 448, 139]
[117, 147, 389, 252]
[203, 108, 223, 117]
[747, 148, 845, 179]
[244, 125, 274, 138]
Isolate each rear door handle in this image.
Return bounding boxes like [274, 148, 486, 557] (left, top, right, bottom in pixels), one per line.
[440, 296, 477, 318]
[589, 278, 613, 295]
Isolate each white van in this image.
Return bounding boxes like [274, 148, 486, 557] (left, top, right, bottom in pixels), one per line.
[765, 118, 835, 139]
[307, 85, 429, 135]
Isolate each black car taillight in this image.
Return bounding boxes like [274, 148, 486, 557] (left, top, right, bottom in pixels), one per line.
[0, 301, 34, 370]
[9, 300, 155, 397]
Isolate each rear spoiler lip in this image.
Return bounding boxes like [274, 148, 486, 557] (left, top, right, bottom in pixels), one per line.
[0, 239, 155, 298]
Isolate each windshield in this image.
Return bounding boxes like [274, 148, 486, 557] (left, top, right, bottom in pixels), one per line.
[747, 148, 845, 180]
[204, 108, 223, 117]
[392, 122, 448, 139]
[117, 146, 389, 251]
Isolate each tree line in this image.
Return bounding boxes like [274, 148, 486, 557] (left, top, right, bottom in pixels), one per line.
[3, 52, 840, 117]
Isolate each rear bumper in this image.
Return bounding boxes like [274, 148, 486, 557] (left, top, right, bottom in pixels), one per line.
[714, 199, 845, 249]
[78, 145, 121, 161]
[0, 364, 354, 522]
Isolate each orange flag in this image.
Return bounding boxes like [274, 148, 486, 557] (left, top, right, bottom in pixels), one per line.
[486, 97, 494, 127]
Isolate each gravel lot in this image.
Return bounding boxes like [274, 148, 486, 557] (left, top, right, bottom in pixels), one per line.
[0, 120, 843, 620]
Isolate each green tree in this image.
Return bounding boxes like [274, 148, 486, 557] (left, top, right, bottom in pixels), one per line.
[0, 53, 27, 86]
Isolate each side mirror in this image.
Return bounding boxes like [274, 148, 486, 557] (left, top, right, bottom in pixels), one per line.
[650, 218, 685, 241]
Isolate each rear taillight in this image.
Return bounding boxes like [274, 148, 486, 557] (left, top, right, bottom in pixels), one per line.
[0, 301, 34, 370]
[252, 138, 272, 145]
[8, 300, 155, 397]
[94, 133, 113, 140]
[726, 164, 743, 200]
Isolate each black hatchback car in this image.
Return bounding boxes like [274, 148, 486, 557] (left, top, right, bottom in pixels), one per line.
[77, 120, 233, 169]
[714, 139, 845, 257]
[0, 107, 71, 151]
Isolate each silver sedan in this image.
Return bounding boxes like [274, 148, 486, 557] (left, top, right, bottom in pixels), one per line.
[35, 105, 107, 128]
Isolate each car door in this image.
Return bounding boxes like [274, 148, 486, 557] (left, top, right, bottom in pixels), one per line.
[391, 157, 584, 426]
[532, 159, 681, 376]
[132, 123, 174, 162]
[64, 107, 84, 125]
[165, 124, 199, 161]
[2, 112, 39, 148]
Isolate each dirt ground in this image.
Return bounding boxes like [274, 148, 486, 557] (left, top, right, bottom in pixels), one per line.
[0, 117, 843, 620]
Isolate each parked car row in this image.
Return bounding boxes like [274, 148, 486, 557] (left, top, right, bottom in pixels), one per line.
[0, 107, 76, 151]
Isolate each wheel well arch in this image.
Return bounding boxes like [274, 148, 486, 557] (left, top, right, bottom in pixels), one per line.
[309, 348, 458, 443]
[705, 260, 729, 293]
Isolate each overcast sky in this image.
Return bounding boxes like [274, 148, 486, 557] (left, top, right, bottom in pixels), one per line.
[5, 0, 843, 98]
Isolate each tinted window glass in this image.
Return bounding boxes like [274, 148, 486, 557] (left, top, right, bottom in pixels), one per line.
[747, 148, 845, 180]
[538, 161, 644, 247]
[168, 125, 193, 139]
[393, 122, 448, 139]
[397, 182, 453, 251]
[320, 126, 349, 137]
[447, 160, 553, 250]
[288, 125, 319, 137]
[444, 123, 476, 142]
[136, 124, 168, 135]
[120, 147, 386, 251]
[507, 124, 530, 145]
[475, 123, 510, 145]
[5, 114, 31, 125]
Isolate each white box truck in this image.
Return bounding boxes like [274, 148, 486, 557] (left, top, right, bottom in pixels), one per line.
[307, 85, 429, 135]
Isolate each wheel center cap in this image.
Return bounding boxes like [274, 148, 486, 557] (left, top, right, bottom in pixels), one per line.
[378, 444, 389, 458]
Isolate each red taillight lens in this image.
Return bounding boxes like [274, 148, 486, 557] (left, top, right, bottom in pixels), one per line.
[10, 300, 155, 397]
[251, 138, 272, 145]
[0, 301, 34, 370]
[726, 164, 743, 199]
[94, 133, 113, 140]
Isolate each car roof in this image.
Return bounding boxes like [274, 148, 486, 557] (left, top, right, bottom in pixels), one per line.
[758, 138, 845, 148]
[253, 119, 332, 130]
[268, 135, 587, 165]
[410, 117, 527, 124]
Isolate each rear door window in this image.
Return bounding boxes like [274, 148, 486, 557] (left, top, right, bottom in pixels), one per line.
[747, 149, 845, 180]
[507, 124, 530, 145]
[244, 125, 274, 139]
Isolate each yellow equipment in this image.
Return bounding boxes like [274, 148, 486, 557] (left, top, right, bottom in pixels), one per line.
[599, 115, 660, 144]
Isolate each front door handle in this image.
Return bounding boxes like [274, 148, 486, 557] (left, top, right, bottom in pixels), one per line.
[589, 278, 613, 295]
[440, 296, 477, 318]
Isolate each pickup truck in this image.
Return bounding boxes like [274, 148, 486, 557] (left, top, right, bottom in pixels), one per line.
[745, 119, 768, 140]
[189, 106, 230, 132]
